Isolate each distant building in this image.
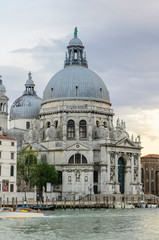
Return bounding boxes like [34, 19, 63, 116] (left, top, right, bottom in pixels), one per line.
[0, 135, 17, 192]
[141, 154, 159, 195]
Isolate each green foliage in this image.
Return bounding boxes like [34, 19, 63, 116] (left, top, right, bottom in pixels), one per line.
[34, 162, 58, 192]
[17, 148, 59, 192]
[17, 148, 38, 190]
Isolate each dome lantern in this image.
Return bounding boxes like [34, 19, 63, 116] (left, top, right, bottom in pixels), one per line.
[0, 75, 6, 95]
[24, 71, 36, 95]
[64, 27, 88, 68]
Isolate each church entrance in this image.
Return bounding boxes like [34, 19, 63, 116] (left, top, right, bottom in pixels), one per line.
[118, 157, 125, 194]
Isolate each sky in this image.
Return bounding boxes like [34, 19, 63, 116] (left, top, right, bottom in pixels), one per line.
[0, 0, 159, 156]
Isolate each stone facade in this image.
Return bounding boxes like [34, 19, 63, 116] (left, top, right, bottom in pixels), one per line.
[23, 98, 142, 198]
[0, 135, 17, 192]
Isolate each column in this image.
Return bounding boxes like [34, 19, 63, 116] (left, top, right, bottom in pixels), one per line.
[138, 154, 141, 184]
[100, 166, 107, 194]
[115, 153, 118, 182]
[101, 146, 106, 164]
[106, 152, 110, 182]
[75, 117, 79, 140]
[124, 154, 131, 194]
[63, 113, 67, 141]
[131, 154, 134, 182]
[88, 113, 92, 141]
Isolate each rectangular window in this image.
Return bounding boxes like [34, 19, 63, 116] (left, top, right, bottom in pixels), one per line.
[11, 153, 14, 159]
[146, 182, 149, 192]
[26, 122, 30, 129]
[151, 182, 154, 194]
[0, 165, 1, 176]
[11, 142, 14, 146]
[0, 141, 1, 145]
[10, 184, 14, 192]
[0, 152, 1, 159]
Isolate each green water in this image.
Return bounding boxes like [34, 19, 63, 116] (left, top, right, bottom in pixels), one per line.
[0, 208, 159, 240]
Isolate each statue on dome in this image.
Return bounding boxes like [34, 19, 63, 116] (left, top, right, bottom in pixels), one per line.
[28, 71, 32, 80]
[74, 27, 78, 38]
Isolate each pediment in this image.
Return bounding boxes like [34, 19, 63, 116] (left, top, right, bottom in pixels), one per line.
[22, 142, 48, 152]
[64, 142, 91, 151]
[116, 137, 136, 147]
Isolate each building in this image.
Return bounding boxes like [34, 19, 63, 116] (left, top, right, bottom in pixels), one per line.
[9, 72, 42, 147]
[141, 154, 159, 195]
[9, 29, 142, 198]
[0, 135, 17, 192]
[0, 76, 9, 132]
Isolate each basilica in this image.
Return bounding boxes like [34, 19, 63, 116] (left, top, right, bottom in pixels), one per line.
[0, 29, 142, 198]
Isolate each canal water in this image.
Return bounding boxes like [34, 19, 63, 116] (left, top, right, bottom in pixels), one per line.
[0, 208, 159, 240]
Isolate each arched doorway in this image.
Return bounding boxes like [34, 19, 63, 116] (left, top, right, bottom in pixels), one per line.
[118, 157, 125, 194]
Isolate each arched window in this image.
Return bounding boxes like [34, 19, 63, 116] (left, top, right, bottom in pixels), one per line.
[46, 122, 50, 128]
[54, 120, 58, 128]
[79, 120, 87, 138]
[82, 155, 87, 163]
[68, 155, 74, 163]
[68, 154, 87, 164]
[96, 120, 100, 127]
[67, 120, 75, 139]
[151, 169, 154, 194]
[103, 121, 108, 128]
[146, 168, 149, 193]
[75, 154, 81, 164]
[10, 166, 14, 176]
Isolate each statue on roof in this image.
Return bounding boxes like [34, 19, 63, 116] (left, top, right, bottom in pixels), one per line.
[28, 71, 32, 80]
[74, 27, 78, 38]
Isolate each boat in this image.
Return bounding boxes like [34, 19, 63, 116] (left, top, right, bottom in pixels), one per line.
[147, 203, 157, 208]
[31, 205, 55, 211]
[114, 202, 122, 209]
[114, 202, 135, 209]
[0, 207, 44, 219]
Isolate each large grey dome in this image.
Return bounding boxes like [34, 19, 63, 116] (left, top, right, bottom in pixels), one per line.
[10, 72, 42, 120]
[43, 65, 110, 104]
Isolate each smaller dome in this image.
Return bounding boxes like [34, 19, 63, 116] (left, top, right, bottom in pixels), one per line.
[26, 78, 34, 85]
[10, 95, 42, 120]
[10, 72, 42, 120]
[69, 37, 83, 47]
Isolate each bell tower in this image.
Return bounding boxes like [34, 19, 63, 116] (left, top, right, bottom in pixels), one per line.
[0, 76, 9, 132]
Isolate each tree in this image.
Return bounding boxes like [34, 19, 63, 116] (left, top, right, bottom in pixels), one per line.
[17, 148, 38, 191]
[17, 148, 59, 193]
[34, 162, 58, 193]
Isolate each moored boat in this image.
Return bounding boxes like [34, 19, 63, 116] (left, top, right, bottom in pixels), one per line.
[0, 207, 44, 219]
[31, 205, 55, 211]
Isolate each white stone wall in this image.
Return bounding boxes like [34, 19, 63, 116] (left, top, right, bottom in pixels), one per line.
[26, 98, 142, 197]
[0, 137, 17, 193]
